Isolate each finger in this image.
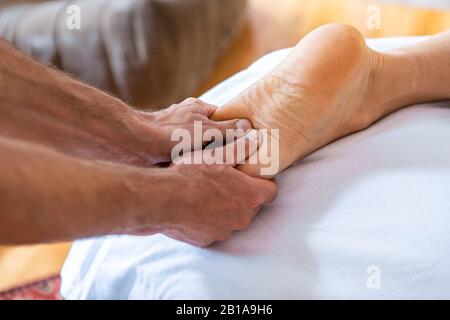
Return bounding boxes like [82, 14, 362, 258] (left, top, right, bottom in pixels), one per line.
[207, 118, 253, 141]
[233, 207, 261, 231]
[249, 178, 278, 207]
[171, 148, 203, 166]
[202, 118, 252, 147]
[203, 129, 261, 166]
[181, 97, 218, 117]
[210, 102, 242, 122]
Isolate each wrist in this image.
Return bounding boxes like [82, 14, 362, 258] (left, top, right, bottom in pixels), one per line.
[66, 93, 158, 166]
[129, 109, 175, 164]
[118, 165, 180, 234]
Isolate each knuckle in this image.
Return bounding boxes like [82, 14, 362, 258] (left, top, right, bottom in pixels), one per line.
[236, 215, 253, 230]
[249, 191, 266, 208]
[167, 103, 178, 111]
[190, 236, 213, 248]
[183, 97, 199, 105]
[183, 97, 203, 109]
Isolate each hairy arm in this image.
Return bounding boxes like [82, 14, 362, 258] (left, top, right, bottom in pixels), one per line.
[0, 134, 276, 246]
[0, 136, 157, 244]
[0, 40, 149, 164]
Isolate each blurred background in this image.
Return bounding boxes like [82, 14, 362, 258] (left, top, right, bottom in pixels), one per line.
[0, 0, 449, 299]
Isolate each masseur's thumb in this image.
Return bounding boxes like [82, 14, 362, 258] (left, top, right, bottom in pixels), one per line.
[203, 129, 261, 166]
[212, 118, 253, 141]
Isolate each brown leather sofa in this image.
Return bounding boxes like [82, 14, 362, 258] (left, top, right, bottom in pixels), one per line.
[0, 0, 247, 109]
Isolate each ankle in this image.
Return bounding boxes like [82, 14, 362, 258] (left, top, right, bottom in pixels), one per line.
[371, 49, 419, 119]
[350, 49, 388, 131]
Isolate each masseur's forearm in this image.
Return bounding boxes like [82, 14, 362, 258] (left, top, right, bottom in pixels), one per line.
[0, 136, 164, 244]
[0, 40, 251, 166]
[0, 40, 153, 165]
[377, 30, 450, 117]
[0, 135, 278, 247]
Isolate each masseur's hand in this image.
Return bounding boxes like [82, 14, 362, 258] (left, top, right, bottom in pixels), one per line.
[132, 97, 252, 164]
[129, 130, 278, 247]
[0, 40, 251, 167]
[0, 131, 276, 245]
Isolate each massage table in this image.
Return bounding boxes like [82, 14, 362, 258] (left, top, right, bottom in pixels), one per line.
[60, 36, 450, 299]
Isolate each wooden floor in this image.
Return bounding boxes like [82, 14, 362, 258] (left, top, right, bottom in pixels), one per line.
[1, 0, 449, 292]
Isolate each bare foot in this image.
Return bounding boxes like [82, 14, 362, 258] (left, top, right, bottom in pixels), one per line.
[212, 24, 388, 178]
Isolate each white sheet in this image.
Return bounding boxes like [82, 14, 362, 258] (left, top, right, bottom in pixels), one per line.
[60, 36, 450, 299]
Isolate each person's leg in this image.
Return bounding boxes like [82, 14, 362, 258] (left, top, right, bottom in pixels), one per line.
[212, 24, 450, 178]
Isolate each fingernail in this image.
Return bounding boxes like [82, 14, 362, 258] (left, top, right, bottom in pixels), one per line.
[235, 119, 252, 131]
[245, 129, 260, 142]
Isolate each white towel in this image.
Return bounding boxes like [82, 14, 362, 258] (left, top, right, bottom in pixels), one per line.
[61, 36, 450, 299]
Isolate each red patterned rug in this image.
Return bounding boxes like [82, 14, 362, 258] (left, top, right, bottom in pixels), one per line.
[0, 275, 62, 300]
